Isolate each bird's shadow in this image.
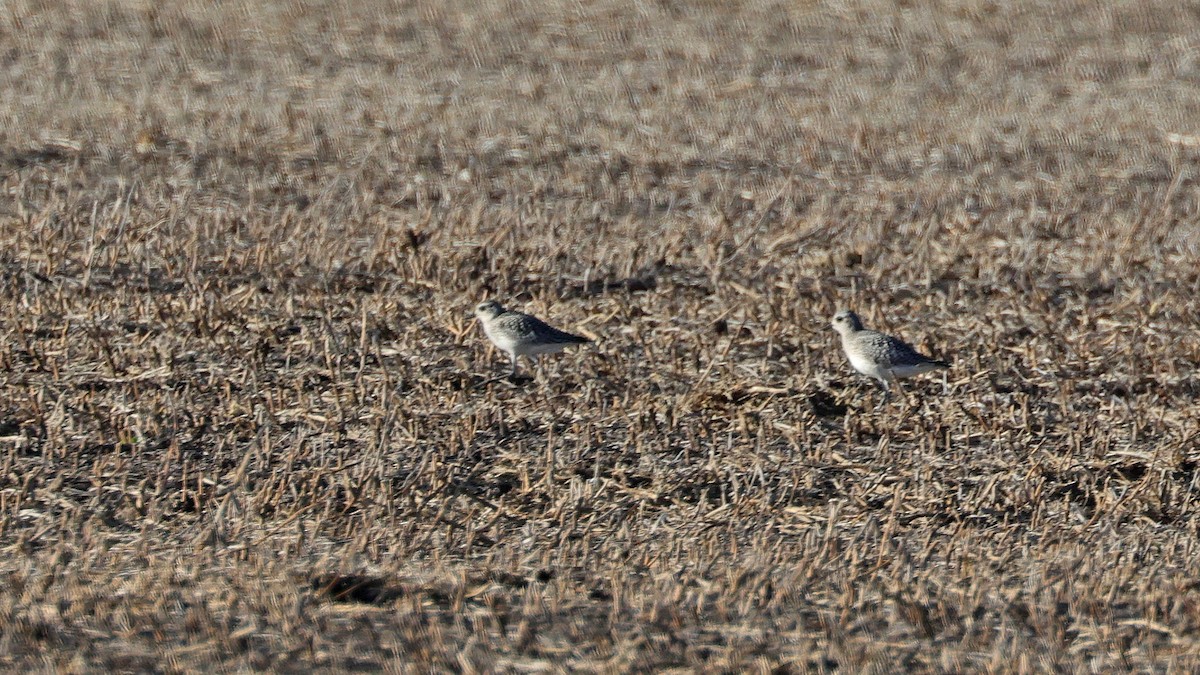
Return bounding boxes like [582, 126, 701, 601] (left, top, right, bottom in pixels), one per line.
[807, 389, 848, 417]
[474, 372, 537, 388]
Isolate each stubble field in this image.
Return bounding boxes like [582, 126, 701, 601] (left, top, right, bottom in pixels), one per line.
[3, 0, 1200, 671]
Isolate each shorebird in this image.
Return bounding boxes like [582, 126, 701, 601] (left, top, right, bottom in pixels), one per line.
[830, 309, 950, 404]
[474, 300, 591, 378]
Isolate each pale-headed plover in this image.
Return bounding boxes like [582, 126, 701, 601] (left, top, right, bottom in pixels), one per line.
[474, 300, 590, 378]
[831, 309, 949, 403]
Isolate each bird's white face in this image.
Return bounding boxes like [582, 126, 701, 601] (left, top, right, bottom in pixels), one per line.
[830, 310, 862, 335]
[475, 300, 505, 321]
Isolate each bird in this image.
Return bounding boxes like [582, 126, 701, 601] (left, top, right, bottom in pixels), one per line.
[830, 309, 950, 404]
[474, 300, 591, 378]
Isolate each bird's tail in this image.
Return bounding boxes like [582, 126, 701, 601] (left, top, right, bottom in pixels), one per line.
[553, 330, 591, 344]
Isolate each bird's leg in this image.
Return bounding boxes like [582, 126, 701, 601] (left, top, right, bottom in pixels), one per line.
[508, 353, 520, 379]
[876, 380, 891, 409]
[893, 377, 913, 406]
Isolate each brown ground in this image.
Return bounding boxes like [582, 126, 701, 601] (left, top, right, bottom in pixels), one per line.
[2, 0, 1200, 671]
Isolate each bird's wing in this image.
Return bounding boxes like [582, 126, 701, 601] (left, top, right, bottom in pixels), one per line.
[505, 312, 587, 343]
[890, 337, 937, 365]
[535, 320, 589, 344]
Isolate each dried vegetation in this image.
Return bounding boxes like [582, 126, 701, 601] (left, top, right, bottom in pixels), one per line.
[2, 0, 1200, 671]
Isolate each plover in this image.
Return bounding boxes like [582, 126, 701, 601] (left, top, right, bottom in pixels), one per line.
[474, 300, 591, 378]
[830, 309, 950, 403]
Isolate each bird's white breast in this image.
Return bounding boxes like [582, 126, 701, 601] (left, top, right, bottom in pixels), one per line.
[483, 324, 517, 353]
[847, 350, 887, 381]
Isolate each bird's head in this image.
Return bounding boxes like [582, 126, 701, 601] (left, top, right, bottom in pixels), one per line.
[830, 309, 864, 335]
[474, 300, 506, 321]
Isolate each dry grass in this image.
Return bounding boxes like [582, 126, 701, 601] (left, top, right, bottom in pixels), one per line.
[2, 0, 1200, 670]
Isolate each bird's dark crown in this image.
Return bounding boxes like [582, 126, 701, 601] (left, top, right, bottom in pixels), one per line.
[831, 309, 864, 332]
[475, 300, 506, 319]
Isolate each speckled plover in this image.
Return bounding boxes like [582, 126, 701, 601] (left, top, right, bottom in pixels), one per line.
[474, 300, 591, 378]
[831, 309, 949, 403]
